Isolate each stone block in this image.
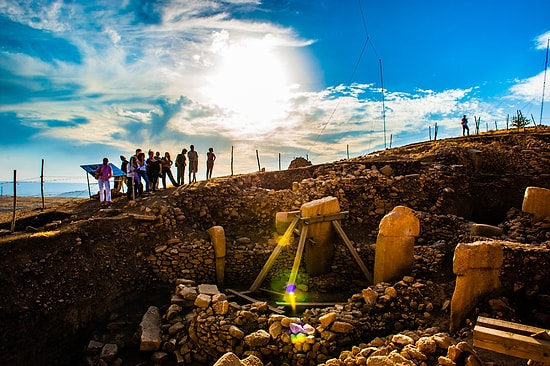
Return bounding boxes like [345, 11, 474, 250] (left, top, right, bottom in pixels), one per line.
[207, 226, 226, 287]
[139, 306, 162, 352]
[194, 293, 212, 308]
[241, 354, 264, 366]
[450, 241, 503, 333]
[522, 186, 550, 219]
[275, 211, 297, 235]
[301, 196, 340, 276]
[198, 284, 219, 295]
[213, 352, 242, 366]
[378, 206, 420, 237]
[244, 329, 271, 347]
[330, 321, 354, 333]
[470, 223, 503, 237]
[100, 343, 118, 362]
[453, 241, 503, 275]
[374, 235, 415, 284]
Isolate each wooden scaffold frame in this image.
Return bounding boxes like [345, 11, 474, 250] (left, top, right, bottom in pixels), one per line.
[228, 211, 373, 310]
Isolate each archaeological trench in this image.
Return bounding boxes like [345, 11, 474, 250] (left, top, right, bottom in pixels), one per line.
[0, 130, 549, 366]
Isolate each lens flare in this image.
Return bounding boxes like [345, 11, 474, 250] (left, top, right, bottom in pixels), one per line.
[285, 284, 297, 312]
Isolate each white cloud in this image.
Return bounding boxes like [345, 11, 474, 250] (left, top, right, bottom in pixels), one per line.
[509, 72, 546, 100]
[536, 31, 550, 50]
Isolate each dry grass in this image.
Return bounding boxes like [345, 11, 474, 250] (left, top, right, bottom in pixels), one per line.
[0, 196, 87, 226]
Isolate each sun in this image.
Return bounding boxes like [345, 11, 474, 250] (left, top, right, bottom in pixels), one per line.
[203, 34, 294, 136]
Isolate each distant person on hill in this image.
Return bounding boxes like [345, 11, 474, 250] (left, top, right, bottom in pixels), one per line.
[206, 147, 216, 179]
[175, 148, 187, 185]
[146, 150, 161, 192]
[461, 115, 470, 136]
[161, 151, 179, 188]
[95, 157, 113, 204]
[188, 145, 199, 183]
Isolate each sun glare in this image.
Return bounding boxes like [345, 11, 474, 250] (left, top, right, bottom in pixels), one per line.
[203, 35, 293, 136]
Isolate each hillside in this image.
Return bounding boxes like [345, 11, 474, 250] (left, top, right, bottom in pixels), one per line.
[0, 127, 549, 366]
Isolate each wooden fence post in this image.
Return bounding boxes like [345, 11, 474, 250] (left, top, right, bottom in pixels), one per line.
[11, 170, 16, 233]
[41, 159, 45, 210]
[231, 146, 234, 176]
[256, 150, 261, 171]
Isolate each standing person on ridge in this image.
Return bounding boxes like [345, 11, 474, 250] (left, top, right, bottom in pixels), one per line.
[461, 115, 470, 136]
[160, 151, 179, 188]
[146, 150, 161, 192]
[136, 151, 150, 195]
[206, 147, 216, 179]
[188, 145, 199, 183]
[95, 157, 113, 204]
[117, 155, 129, 194]
[175, 148, 187, 185]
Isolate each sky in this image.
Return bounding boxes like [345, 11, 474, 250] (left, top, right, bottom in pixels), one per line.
[1, 0, 549, 184]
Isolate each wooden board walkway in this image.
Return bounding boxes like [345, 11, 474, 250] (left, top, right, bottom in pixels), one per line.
[473, 316, 550, 363]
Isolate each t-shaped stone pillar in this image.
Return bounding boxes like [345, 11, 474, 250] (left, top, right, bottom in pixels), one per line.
[374, 206, 420, 284]
[301, 196, 340, 276]
[449, 241, 503, 333]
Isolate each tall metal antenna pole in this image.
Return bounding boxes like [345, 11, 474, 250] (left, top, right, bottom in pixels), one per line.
[379, 59, 387, 148]
[540, 39, 549, 126]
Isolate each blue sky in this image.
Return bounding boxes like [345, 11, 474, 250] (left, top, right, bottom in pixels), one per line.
[1, 0, 549, 183]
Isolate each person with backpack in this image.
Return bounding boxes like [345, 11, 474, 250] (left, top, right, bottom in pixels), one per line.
[461, 115, 470, 136]
[95, 157, 113, 204]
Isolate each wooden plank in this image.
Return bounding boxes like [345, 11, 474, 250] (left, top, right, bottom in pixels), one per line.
[258, 288, 285, 297]
[473, 324, 550, 362]
[276, 301, 344, 307]
[476, 316, 549, 337]
[225, 288, 285, 314]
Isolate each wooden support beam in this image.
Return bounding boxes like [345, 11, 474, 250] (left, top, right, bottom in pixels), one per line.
[225, 288, 285, 314]
[300, 211, 349, 225]
[249, 216, 300, 292]
[287, 224, 308, 287]
[332, 220, 373, 284]
[473, 316, 550, 363]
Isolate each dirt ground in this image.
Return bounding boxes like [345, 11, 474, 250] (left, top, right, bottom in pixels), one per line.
[0, 196, 81, 214]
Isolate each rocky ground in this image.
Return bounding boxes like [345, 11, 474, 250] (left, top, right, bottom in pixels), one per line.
[0, 127, 549, 366]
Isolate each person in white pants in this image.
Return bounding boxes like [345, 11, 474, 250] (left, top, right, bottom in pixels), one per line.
[95, 157, 113, 204]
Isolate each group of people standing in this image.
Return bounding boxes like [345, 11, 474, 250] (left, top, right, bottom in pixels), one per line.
[121, 148, 181, 200]
[174, 145, 216, 185]
[96, 145, 217, 202]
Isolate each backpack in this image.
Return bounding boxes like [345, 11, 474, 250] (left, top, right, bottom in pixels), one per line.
[94, 165, 102, 179]
[121, 160, 129, 174]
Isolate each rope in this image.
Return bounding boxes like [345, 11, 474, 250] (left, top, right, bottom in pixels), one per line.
[306, 0, 380, 156]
